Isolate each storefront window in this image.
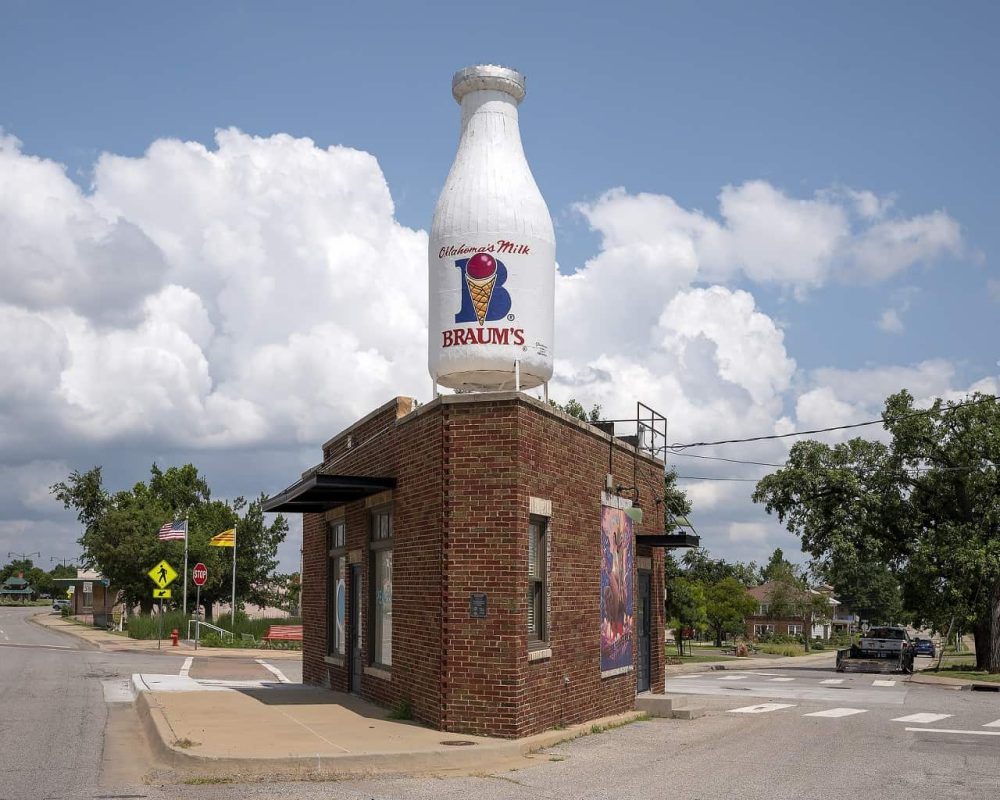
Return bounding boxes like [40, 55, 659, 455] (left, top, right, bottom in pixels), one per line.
[327, 520, 346, 657]
[370, 508, 392, 667]
[528, 517, 547, 642]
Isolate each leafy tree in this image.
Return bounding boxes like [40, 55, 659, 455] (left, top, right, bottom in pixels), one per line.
[548, 397, 602, 423]
[665, 576, 707, 655]
[761, 547, 803, 584]
[52, 464, 288, 618]
[754, 391, 1000, 671]
[679, 548, 760, 587]
[705, 577, 757, 646]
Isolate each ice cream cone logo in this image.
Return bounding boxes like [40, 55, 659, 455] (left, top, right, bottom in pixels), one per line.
[465, 253, 497, 326]
[454, 253, 511, 326]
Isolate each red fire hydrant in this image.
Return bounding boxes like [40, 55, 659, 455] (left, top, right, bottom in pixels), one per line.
[171, 628, 179, 647]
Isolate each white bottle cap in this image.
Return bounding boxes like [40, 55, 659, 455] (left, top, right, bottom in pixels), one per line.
[452, 64, 526, 104]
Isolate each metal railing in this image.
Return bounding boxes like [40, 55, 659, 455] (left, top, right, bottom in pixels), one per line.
[186, 618, 234, 643]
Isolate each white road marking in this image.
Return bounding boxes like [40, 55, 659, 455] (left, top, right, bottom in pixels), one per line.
[717, 675, 748, 681]
[984, 719, 1000, 728]
[906, 727, 1000, 736]
[768, 677, 795, 682]
[728, 703, 796, 714]
[803, 707, 868, 718]
[892, 713, 952, 724]
[255, 658, 293, 684]
[179, 656, 193, 677]
[820, 679, 845, 684]
[872, 679, 896, 687]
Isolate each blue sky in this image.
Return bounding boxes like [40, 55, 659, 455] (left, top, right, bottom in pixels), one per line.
[1, 1, 996, 573]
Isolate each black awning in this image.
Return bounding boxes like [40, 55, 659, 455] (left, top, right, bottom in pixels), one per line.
[263, 473, 397, 514]
[637, 532, 701, 549]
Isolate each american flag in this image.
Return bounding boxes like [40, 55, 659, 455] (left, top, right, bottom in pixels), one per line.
[158, 520, 188, 541]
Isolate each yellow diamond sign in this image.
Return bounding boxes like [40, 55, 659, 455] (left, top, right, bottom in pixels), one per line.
[148, 560, 178, 589]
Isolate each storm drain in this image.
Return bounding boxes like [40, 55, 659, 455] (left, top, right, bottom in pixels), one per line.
[970, 684, 1000, 692]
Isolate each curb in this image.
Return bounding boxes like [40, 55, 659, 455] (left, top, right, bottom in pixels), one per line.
[133, 690, 646, 779]
[664, 651, 835, 676]
[30, 612, 301, 660]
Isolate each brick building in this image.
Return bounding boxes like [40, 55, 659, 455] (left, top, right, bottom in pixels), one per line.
[265, 391, 692, 738]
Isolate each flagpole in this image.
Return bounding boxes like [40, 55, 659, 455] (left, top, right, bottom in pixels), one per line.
[231, 528, 237, 628]
[182, 519, 189, 615]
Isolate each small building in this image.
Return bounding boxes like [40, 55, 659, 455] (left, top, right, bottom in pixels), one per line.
[744, 580, 837, 640]
[0, 576, 34, 602]
[52, 569, 117, 627]
[266, 393, 695, 738]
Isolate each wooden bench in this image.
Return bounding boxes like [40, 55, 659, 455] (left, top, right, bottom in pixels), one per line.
[262, 624, 303, 647]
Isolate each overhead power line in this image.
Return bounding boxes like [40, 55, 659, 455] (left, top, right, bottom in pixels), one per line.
[668, 451, 785, 467]
[668, 395, 999, 451]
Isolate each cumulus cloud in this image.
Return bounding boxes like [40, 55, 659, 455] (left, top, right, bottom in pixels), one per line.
[0, 129, 428, 461]
[0, 129, 986, 569]
[575, 181, 962, 292]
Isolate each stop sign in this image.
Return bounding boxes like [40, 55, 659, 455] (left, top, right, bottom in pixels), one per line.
[192, 562, 208, 586]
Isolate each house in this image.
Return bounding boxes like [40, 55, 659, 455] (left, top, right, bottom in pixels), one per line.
[51, 569, 117, 628]
[744, 580, 838, 640]
[265, 394, 697, 738]
[0, 575, 34, 602]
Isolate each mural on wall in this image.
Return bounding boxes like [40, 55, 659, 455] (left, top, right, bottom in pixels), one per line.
[600, 505, 634, 672]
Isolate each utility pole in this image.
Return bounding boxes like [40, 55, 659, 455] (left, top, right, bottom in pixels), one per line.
[50, 557, 78, 568]
[6, 551, 40, 565]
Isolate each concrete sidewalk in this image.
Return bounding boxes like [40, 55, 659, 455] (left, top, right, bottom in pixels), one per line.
[133, 678, 644, 779]
[32, 611, 301, 660]
[30, 612, 302, 660]
[664, 649, 836, 675]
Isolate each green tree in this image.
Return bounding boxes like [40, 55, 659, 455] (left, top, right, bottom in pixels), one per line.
[705, 577, 757, 646]
[665, 576, 707, 655]
[754, 391, 1000, 671]
[761, 547, 802, 584]
[52, 464, 288, 618]
[548, 397, 602, 422]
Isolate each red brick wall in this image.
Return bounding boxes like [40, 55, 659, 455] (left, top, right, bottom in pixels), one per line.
[301, 397, 444, 728]
[298, 393, 666, 738]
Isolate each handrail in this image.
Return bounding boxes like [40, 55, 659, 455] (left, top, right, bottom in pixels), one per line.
[186, 619, 234, 641]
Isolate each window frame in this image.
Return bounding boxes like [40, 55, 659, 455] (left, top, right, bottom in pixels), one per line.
[327, 519, 347, 658]
[528, 515, 548, 645]
[368, 506, 393, 669]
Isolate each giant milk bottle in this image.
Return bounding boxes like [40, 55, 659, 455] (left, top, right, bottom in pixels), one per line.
[429, 65, 555, 392]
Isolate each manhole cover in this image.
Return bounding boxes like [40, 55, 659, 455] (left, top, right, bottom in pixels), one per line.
[439, 740, 477, 746]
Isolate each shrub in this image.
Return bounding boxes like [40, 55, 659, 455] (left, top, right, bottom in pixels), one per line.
[126, 610, 195, 640]
[387, 699, 413, 720]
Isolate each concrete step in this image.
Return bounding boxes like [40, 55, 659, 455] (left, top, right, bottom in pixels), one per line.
[635, 693, 705, 721]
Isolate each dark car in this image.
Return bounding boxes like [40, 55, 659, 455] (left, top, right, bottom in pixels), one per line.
[913, 638, 936, 657]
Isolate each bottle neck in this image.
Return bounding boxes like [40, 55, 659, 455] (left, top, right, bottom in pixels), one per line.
[459, 89, 523, 149]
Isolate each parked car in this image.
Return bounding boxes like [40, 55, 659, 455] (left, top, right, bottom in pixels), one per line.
[913, 637, 936, 657]
[51, 599, 70, 612]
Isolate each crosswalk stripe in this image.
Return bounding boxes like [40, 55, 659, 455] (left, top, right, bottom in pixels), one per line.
[728, 703, 796, 714]
[872, 679, 896, 687]
[768, 677, 795, 682]
[820, 678, 845, 684]
[892, 713, 952, 724]
[905, 727, 1000, 737]
[717, 675, 748, 681]
[984, 719, 1000, 728]
[803, 708, 867, 718]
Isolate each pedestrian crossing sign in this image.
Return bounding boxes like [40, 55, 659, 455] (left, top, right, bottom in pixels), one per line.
[152, 588, 172, 599]
[148, 560, 178, 588]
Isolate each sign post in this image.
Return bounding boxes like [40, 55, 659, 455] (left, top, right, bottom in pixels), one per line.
[191, 563, 207, 651]
[148, 560, 178, 650]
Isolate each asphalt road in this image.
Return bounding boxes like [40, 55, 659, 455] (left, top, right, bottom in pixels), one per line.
[2, 613, 997, 800]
